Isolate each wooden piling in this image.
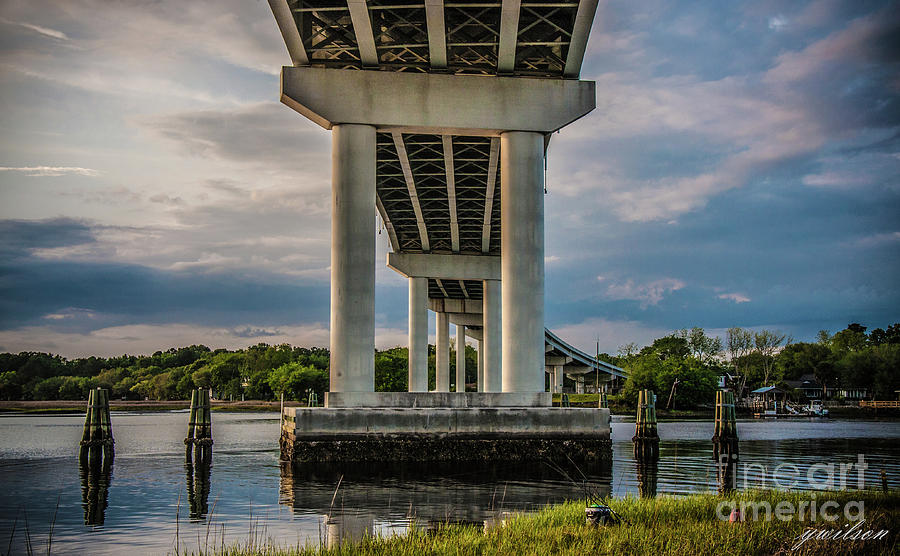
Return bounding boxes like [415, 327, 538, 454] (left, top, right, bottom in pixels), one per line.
[713, 389, 739, 493]
[80, 388, 114, 450]
[185, 388, 213, 454]
[632, 389, 659, 461]
[712, 390, 739, 463]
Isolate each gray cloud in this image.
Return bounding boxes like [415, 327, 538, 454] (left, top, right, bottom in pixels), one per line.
[140, 102, 330, 173]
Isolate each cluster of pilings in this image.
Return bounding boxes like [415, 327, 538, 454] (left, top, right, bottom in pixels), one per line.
[80, 388, 114, 452]
[599, 387, 608, 409]
[713, 389, 740, 492]
[185, 387, 213, 516]
[632, 389, 659, 461]
[79, 388, 114, 525]
[76, 387, 217, 524]
[630, 388, 741, 495]
[185, 388, 214, 449]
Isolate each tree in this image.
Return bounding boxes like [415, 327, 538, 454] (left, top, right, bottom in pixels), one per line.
[726, 327, 754, 393]
[267, 362, 328, 401]
[681, 327, 723, 364]
[831, 324, 868, 354]
[776, 342, 838, 393]
[617, 342, 639, 359]
[754, 329, 790, 386]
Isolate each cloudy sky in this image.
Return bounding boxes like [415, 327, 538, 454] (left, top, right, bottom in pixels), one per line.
[0, 0, 897, 358]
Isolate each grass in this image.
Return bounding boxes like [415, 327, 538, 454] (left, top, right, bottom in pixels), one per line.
[182, 490, 899, 556]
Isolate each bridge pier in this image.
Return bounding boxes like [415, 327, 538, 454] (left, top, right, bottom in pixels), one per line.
[330, 124, 376, 393]
[501, 131, 545, 393]
[477, 338, 484, 392]
[435, 311, 450, 392]
[456, 324, 466, 392]
[408, 277, 428, 392]
[482, 279, 502, 392]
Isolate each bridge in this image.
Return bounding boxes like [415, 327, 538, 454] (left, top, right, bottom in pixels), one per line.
[268, 0, 618, 461]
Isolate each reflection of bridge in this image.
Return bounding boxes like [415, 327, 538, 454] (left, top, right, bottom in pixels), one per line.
[269, 0, 615, 460]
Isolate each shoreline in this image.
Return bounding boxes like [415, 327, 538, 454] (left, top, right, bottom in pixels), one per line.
[2, 399, 897, 420]
[0, 400, 302, 414]
[188, 490, 899, 555]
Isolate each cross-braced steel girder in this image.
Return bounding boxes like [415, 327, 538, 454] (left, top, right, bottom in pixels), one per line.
[280, 0, 593, 77]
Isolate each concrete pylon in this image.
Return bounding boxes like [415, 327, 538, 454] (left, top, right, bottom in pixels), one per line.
[482, 279, 501, 391]
[408, 277, 428, 392]
[456, 324, 466, 392]
[477, 338, 484, 392]
[329, 124, 376, 393]
[553, 365, 564, 393]
[500, 131, 545, 393]
[435, 311, 450, 392]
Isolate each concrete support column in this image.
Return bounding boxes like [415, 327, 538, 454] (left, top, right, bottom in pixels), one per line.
[408, 277, 428, 392]
[435, 311, 450, 392]
[477, 339, 484, 392]
[329, 124, 376, 393]
[456, 325, 466, 392]
[500, 131, 545, 393]
[554, 365, 564, 393]
[482, 279, 502, 392]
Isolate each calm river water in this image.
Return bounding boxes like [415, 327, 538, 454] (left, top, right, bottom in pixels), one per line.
[1, 412, 898, 555]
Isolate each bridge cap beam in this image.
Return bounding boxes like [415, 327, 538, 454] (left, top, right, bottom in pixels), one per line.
[281, 67, 596, 135]
[387, 252, 500, 281]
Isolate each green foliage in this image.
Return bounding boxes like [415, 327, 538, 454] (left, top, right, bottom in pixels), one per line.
[375, 347, 408, 392]
[0, 321, 897, 404]
[267, 362, 328, 401]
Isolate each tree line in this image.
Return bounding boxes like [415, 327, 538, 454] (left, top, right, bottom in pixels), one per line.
[0, 342, 477, 402]
[0, 323, 896, 407]
[614, 323, 899, 408]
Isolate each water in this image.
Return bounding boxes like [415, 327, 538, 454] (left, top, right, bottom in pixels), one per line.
[1, 412, 898, 555]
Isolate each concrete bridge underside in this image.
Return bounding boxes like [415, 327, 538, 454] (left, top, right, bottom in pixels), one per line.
[268, 0, 622, 409]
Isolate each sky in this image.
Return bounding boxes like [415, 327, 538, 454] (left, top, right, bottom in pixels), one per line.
[0, 0, 898, 358]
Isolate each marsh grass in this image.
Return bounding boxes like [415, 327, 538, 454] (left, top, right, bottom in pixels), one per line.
[183, 490, 899, 556]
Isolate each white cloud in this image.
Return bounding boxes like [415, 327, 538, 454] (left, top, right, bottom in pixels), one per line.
[0, 18, 69, 40]
[768, 16, 788, 31]
[802, 171, 874, 189]
[0, 166, 99, 177]
[603, 277, 686, 308]
[718, 292, 751, 303]
[851, 231, 900, 248]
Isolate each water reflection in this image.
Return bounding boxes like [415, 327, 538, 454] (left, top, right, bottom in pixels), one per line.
[279, 459, 612, 542]
[635, 460, 658, 498]
[185, 446, 212, 521]
[78, 446, 113, 526]
[715, 456, 739, 494]
[323, 513, 375, 549]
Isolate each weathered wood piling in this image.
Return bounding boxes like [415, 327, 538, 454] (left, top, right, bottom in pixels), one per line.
[80, 388, 114, 450]
[712, 390, 739, 462]
[713, 389, 739, 493]
[599, 387, 608, 409]
[632, 389, 659, 461]
[185, 388, 213, 448]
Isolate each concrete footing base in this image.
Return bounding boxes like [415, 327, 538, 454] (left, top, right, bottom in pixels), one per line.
[281, 407, 611, 463]
[324, 391, 551, 408]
